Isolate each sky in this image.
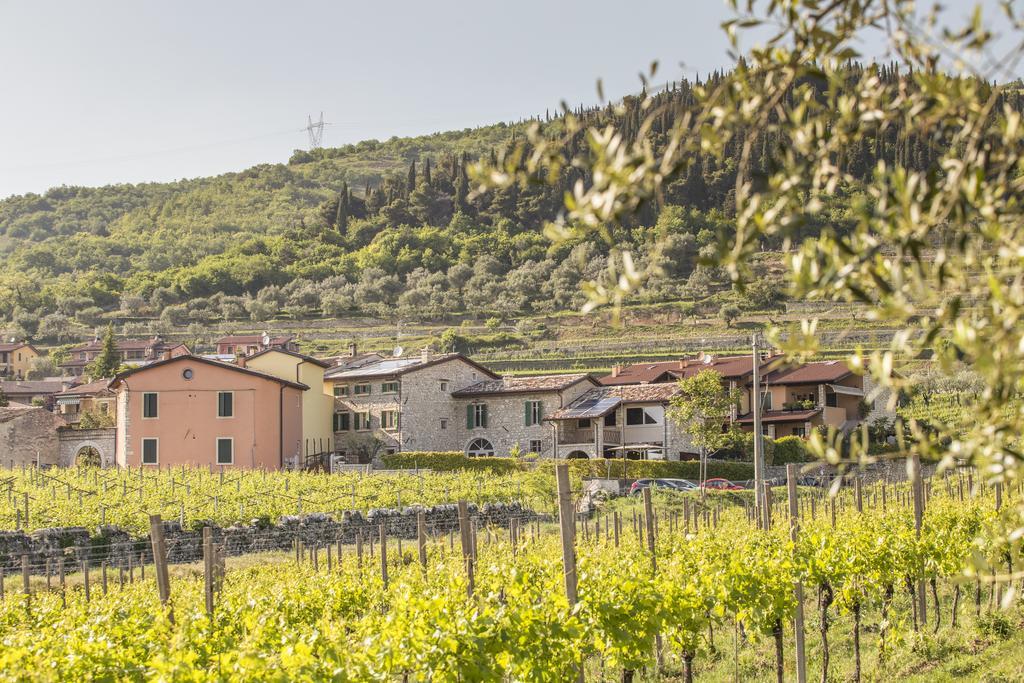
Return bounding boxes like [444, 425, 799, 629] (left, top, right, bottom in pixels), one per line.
[0, 0, 1016, 199]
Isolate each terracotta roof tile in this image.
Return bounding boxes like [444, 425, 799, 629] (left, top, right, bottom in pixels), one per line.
[452, 374, 596, 396]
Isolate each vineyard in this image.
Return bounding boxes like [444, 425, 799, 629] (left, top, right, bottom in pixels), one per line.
[0, 464, 1022, 681]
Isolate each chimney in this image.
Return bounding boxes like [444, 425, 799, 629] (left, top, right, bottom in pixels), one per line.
[611, 365, 622, 378]
[503, 374, 514, 387]
[420, 347, 431, 363]
[161, 350, 172, 361]
[237, 355, 247, 368]
[347, 342, 357, 358]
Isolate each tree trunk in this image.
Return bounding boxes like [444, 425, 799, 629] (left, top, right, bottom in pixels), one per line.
[853, 601, 862, 682]
[819, 583, 833, 683]
[773, 620, 784, 683]
[622, 669, 634, 683]
[975, 578, 982, 617]
[951, 584, 960, 628]
[906, 577, 918, 632]
[707, 616, 716, 654]
[683, 652, 695, 683]
[931, 578, 941, 634]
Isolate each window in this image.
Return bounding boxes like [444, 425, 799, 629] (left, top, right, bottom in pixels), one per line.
[625, 407, 660, 425]
[576, 418, 591, 429]
[381, 381, 399, 394]
[793, 426, 807, 437]
[466, 437, 494, 457]
[524, 400, 543, 426]
[141, 438, 158, 465]
[225, 345, 234, 354]
[439, 381, 448, 392]
[333, 412, 350, 432]
[760, 391, 772, 411]
[354, 412, 370, 431]
[467, 403, 488, 429]
[440, 418, 448, 430]
[182, 368, 194, 380]
[217, 391, 233, 418]
[825, 393, 838, 408]
[528, 439, 543, 454]
[381, 410, 399, 430]
[603, 411, 617, 427]
[216, 438, 233, 465]
[333, 385, 349, 398]
[353, 383, 371, 396]
[142, 393, 158, 418]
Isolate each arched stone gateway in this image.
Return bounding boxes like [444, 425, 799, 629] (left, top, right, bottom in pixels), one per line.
[566, 450, 590, 459]
[57, 428, 115, 468]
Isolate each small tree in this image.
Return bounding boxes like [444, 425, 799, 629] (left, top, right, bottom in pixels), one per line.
[0, 384, 8, 407]
[719, 303, 740, 328]
[669, 369, 740, 490]
[85, 325, 120, 380]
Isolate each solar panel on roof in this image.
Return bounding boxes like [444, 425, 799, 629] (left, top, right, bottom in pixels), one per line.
[560, 395, 620, 418]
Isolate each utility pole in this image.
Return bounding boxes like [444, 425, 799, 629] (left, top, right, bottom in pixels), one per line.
[752, 333, 765, 527]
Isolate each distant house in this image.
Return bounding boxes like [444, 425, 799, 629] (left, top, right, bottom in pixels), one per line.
[451, 374, 599, 457]
[0, 379, 65, 407]
[325, 349, 497, 458]
[53, 379, 116, 424]
[216, 332, 297, 357]
[61, 337, 189, 377]
[0, 342, 40, 380]
[546, 383, 696, 460]
[242, 348, 335, 464]
[109, 355, 306, 469]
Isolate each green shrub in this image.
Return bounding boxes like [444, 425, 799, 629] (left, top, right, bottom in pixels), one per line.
[535, 458, 755, 482]
[381, 452, 521, 473]
[771, 436, 813, 465]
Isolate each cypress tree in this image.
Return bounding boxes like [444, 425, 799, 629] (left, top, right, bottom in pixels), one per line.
[86, 325, 121, 380]
[407, 160, 416, 194]
[0, 384, 8, 407]
[336, 182, 349, 234]
[423, 158, 432, 186]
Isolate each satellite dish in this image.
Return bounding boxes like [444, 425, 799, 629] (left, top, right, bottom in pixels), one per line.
[393, 346, 404, 358]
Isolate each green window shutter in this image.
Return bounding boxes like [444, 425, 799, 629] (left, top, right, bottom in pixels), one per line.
[524, 401, 531, 426]
[481, 404, 488, 428]
[537, 402, 543, 422]
[467, 404, 474, 429]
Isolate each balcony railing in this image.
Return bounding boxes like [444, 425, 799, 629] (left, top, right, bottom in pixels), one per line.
[557, 427, 624, 445]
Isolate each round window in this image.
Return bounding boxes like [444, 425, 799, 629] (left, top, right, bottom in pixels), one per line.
[182, 368, 194, 380]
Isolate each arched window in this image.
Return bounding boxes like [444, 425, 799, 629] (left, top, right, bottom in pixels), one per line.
[466, 438, 495, 457]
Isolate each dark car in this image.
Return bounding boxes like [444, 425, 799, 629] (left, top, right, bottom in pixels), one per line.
[629, 478, 699, 495]
[701, 477, 744, 491]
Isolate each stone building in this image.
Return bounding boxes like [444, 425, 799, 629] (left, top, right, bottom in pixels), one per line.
[326, 350, 498, 458]
[0, 405, 64, 467]
[450, 374, 599, 457]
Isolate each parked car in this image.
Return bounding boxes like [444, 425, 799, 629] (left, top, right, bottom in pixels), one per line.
[701, 478, 744, 491]
[629, 478, 699, 495]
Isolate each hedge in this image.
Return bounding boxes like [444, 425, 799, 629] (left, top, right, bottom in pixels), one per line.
[380, 452, 522, 473]
[386, 451, 755, 481]
[770, 436, 815, 465]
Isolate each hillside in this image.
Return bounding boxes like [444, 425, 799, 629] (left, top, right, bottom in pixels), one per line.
[1, 63, 1014, 356]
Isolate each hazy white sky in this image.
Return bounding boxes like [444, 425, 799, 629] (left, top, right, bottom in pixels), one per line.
[0, 1, 1016, 198]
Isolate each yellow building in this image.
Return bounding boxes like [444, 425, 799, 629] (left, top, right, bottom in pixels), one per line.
[243, 348, 335, 464]
[0, 342, 39, 380]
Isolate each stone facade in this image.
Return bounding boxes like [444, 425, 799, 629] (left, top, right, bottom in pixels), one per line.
[332, 355, 493, 457]
[0, 405, 64, 467]
[57, 427, 116, 467]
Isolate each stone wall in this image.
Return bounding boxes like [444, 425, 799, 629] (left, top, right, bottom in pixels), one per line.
[0, 406, 63, 467]
[57, 427, 116, 468]
[0, 501, 539, 573]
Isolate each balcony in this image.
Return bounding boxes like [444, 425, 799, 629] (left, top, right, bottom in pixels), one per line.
[556, 426, 623, 445]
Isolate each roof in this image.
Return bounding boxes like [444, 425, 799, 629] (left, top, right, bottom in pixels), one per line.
[547, 384, 682, 420]
[109, 355, 308, 390]
[55, 379, 114, 398]
[451, 374, 597, 397]
[735, 408, 821, 424]
[68, 337, 168, 352]
[599, 354, 781, 386]
[216, 334, 294, 345]
[0, 380, 64, 395]
[325, 353, 499, 381]
[244, 347, 331, 368]
[762, 361, 852, 385]
[0, 342, 36, 353]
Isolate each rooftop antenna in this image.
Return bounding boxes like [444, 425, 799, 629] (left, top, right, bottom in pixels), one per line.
[303, 112, 327, 149]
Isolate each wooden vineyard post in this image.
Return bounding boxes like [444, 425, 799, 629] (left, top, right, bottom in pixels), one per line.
[21, 554, 30, 605]
[787, 465, 807, 683]
[910, 455, 927, 626]
[149, 515, 173, 623]
[417, 511, 427, 569]
[641, 486, 663, 670]
[379, 523, 388, 589]
[613, 511, 620, 547]
[101, 562, 108, 596]
[763, 483, 773, 530]
[554, 464, 584, 683]
[82, 560, 90, 602]
[203, 527, 215, 616]
[458, 501, 474, 597]
[356, 531, 364, 569]
[58, 557, 65, 607]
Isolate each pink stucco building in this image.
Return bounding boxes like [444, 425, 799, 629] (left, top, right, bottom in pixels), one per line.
[110, 355, 306, 469]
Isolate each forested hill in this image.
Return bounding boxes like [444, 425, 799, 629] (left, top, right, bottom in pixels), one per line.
[1, 63, 1017, 345]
